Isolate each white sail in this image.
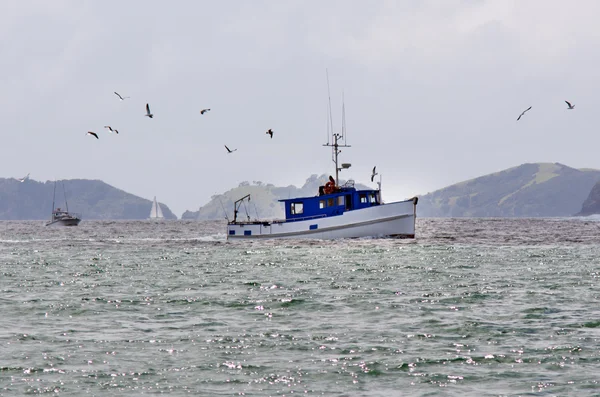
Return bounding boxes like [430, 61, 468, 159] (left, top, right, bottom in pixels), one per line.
[156, 198, 164, 218]
[149, 196, 164, 219]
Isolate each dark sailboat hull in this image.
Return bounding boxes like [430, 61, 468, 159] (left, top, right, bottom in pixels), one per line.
[46, 217, 81, 227]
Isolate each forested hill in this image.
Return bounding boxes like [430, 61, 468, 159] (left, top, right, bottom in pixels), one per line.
[417, 163, 600, 217]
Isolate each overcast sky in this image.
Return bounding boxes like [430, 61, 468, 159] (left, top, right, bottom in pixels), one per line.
[3, 0, 600, 216]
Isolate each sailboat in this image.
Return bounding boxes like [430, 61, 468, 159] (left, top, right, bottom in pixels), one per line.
[46, 181, 81, 226]
[148, 196, 165, 220]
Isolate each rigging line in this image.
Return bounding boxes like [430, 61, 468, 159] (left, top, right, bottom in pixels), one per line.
[218, 196, 229, 222]
[253, 202, 260, 220]
[242, 200, 251, 221]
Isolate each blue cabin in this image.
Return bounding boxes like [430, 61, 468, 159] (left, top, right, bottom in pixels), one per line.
[280, 185, 381, 222]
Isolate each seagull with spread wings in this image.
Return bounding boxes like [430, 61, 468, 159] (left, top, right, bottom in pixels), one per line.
[266, 129, 273, 139]
[200, 108, 211, 115]
[565, 100, 575, 110]
[18, 173, 30, 183]
[104, 126, 119, 134]
[517, 106, 532, 121]
[114, 92, 130, 101]
[225, 145, 237, 153]
[87, 131, 99, 139]
[371, 166, 378, 182]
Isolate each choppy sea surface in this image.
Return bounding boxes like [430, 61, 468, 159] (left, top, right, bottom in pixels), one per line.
[1, 218, 600, 396]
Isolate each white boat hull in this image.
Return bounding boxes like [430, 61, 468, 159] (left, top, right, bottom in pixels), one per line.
[227, 197, 417, 239]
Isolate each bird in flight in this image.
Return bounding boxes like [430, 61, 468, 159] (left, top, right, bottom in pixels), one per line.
[200, 108, 211, 115]
[517, 106, 532, 121]
[266, 129, 273, 139]
[145, 103, 153, 118]
[565, 100, 575, 110]
[18, 173, 30, 183]
[104, 126, 119, 134]
[114, 92, 130, 101]
[225, 145, 237, 153]
[87, 131, 99, 139]
[371, 166, 378, 182]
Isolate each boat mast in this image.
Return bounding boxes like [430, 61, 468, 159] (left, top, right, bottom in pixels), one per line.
[52, 181, 56, 212]
[323, 133, 350, 186]
[62, 182, 69, 212]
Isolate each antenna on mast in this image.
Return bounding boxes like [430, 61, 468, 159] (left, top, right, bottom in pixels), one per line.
[323, 73, 351, 186]
[341, 90, 347, 145]
[326, 69, 334, 145]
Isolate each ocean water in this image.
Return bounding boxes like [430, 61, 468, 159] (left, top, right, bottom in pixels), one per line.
[1, 218, 600, 396]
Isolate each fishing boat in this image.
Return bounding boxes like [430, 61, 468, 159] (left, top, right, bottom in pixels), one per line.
[226, 109, 418, 239]
[46, 182, 81, 227]
[148, 196, 165, 220]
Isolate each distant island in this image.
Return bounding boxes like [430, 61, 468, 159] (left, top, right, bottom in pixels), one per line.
[4, 162, 600, 221]
[183, 163, 600, 220]
[0, 178, 176, 220]
[576, 179, 600, 216]
[417, 163, 600, 217]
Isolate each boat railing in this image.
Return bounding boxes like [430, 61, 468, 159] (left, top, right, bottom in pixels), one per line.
[341, 179, 355, 188]
[277, 214, 327, 223]
[229, 213, 327, 225]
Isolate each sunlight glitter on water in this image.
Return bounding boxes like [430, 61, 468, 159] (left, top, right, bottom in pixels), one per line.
[1, 218, 600, 395]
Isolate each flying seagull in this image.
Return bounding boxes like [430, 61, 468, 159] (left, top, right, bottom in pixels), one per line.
[517, 106, 532, 121]
[266, 129, 273, 139]
[225, 145, 237, 153]
[114, 92, 130, 101]
[87, 131, 99, 139]
[371, 166, 378, 182]
[565, 100, 575, 110]
[145, 103, 153, 118]
[200, 108, 211, 115]
[18, 173, 30, 183]
[104, 126, 119, 134]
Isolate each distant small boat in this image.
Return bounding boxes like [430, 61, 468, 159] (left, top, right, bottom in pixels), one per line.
[149, 196, 164, 220]
[46, 182, 81, 227]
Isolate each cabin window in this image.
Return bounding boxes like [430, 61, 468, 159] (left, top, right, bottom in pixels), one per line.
[360, 194, 367, 204]
[327, 198, 334, 207]
[337, 196, 344, 206]
[319, 200, 325, 209]
[290, 202, 304, 215]
[369, 194, 377, 203]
